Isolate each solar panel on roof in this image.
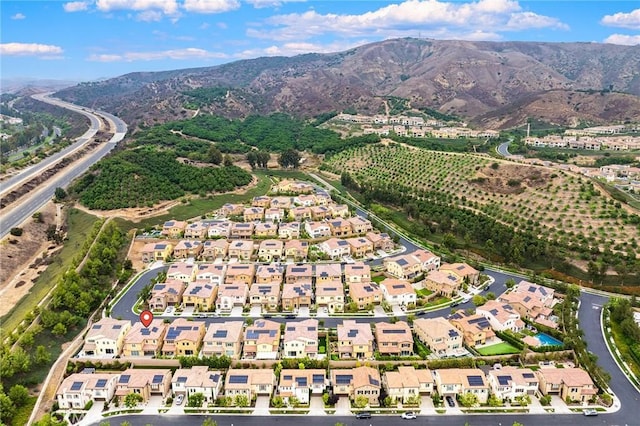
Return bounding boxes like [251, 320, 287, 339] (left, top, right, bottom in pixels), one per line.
[335, 374, 353, 384]
[213, 330, 228, 338]
[70, 381, 83, 391]
[92, 324, 102, 329]
[312, 374, 324, 383]
[528, 286, 536, 292]
[397, 259, 408, 266]
[283, 375, 293, 381]
[295, 377, 308, 386]
[522, 373, 535, 379]
[177, 376, 187, 383]
[523, 296, 531, 302]
[229, 375, 248, 384]
[154, 284, 166, 290]
[368, 375, 380, 386]
[392, 284, 405, 289]
[467, 375, 484, 386]
[497, 375, 512, 386]
[456, 265, 465, 270]
[152, 375, 164, 384]
[95, 379, 108, 388]
[382, 329, 406, 334]
[286, 327, 295, 331]
[308, 327, 316, 331]
[448, 329, 459, 337]
[347, 330, 358, 338]
[210, 374, 220, 382]
[141, 329, 150, 336]
[119, 375, 130, 384]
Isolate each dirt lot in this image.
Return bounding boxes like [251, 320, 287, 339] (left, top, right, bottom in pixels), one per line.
[0, 202, 61, 318]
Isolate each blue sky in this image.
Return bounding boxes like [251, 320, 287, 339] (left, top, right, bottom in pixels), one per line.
[1, 1, 639, 81]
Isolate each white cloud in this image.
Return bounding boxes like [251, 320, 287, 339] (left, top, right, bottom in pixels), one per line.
[248, 0, 567, 41]
[0, 42, 63, 57]
[11, 13, 26, 20]
[182, 0, 240, 13]
[601, 9, 640, 30]
[603, 33, 640, 45]
[234, 39, 369, 59]
[96, 0, 179, 15]
[87, 47, 228, 62]
[63, 1, 89, 12]
[245, 0, 305, 9]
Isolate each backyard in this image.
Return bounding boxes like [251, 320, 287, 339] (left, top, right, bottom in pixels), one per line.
[476, 342, 521, 356]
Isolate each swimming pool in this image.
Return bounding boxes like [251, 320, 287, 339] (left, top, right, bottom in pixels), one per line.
[535, 332, 563, 346]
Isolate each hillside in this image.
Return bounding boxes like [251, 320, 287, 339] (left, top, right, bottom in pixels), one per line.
[54, 38, 640, 130]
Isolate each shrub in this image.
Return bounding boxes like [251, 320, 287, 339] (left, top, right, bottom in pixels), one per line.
[9, 227, 23, 236]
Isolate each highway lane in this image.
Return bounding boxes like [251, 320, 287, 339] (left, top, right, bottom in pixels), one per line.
[496, 141, 512, 157]
[0, 97, 127, 238]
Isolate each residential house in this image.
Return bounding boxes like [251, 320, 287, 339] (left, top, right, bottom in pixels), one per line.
[216, 283, 249, 311]
[230, 222, 255, 239]
[258, 239, 284, 261]
[319, 238, 351, 259]
[513, 280, 556, 307]
[171, 366, 223, 403]
[337, 320, 374, 359]
[315, 280, 345, 313]
[304, 221, 331, 239]
[265, 208, 285, 223]
[272, 180, 313, 194]
[384, 254, 422, 280]
[243, 319, 281, 360]
[440, 263, 480, 286]
[329, 204, 349, 218]
[184, 222, 209, 239]
[293, 194, 317, 207]
[348, 282, 383, 309]
[476, 300, 525, 332]
[383, 366, 433, 403]
[487, 367, 539, 401]
[433, 368, 489, 404]
[195, 263, 226, 285]
[366, 232, 394, 251]
[314, 191, 332, 205]
[344, 263, 371, 283]
[413, 318, 464, 358]
[227, 240, 255, 260]
[173, 240, 204, 259]
[225, 369, 276, 401]
[252, 195, 272, 208]
[375, 321, 413, 356]
[270, 196, 293, 209]
[254, 222, 278, 238]
[149, 279, 186, 311]
[225, 264, 257, 287]
[207, 220, 231, 238]
[282, 282, 313, 311]
[424, 270, 462, 298]
[256, 264, 284, 284]
[201, 239, 229, 260]
[535, 367, 597, 403]
[328, 218, 353, 237]
[315, 263, 342, 283]
[166, 262, 195, 283]
[289, 206, 312, 222]
[283, 319, 319, 359]
[277, 369, 327, 404]
[183, 280, 219, 311]
[202, 321, 244, 358]
[448, 310, 496, 348]
[346, 237, 374, 258]
[249, 282, 281, 312]
[162, 220, 187, 238]
[330, 366, 381, 406]
[161, 318, 206, 357]
[57, 373, 118, 409]
[347, 216, 373, 234]
[141, 241, 173, 263]
[115, 369, 172, 403]
[498, 281, 555, 324]
[218, 203, 244, 217]
[310, 206, 332, 220]
[285, 263, 314, 284]
[380, 278, 417, 306]
[122, 319, 167, 357]
[411, 249, 441, 271]
[284, 239, 308, 261]
[279, 222, 301, 239]
[82, 318, 131, 357]
[244, 207, 264, 222]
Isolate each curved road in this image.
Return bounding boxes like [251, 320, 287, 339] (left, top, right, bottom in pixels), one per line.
[0, 95, 127, 238]
[496, 141, 512, 157]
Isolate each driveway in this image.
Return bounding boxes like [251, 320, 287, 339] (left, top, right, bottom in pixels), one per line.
[335, 397, 351, 415]
[250, 305, 262, 316]
[253, 396, 270, 415]
[230, 306, 244, 316]
[309, 396, 324, 415]
[392, 305, 405, 316]
[298, 307, 310, 317]
[373, 306, 387, 317]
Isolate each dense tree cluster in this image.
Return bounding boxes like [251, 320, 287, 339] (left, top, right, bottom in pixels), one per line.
[608, 298, 640, 367]
[71, 148, 251, 209]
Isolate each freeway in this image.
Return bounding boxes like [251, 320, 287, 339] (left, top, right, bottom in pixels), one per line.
[0, 96, 128, 238]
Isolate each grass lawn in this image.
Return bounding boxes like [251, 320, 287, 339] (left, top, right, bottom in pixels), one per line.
[0, 208, 99, 337]
[371, 275, 386, 284]
[609, 316, 640, 383]
[416, 288, 433, 297]
[476, 342, 520, 356]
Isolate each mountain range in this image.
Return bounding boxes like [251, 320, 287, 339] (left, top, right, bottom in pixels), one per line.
[53, 38, 640, 130]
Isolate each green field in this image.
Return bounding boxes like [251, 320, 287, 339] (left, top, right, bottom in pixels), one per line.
[0, 208, 99, 337]
[476, 342, 520, 356]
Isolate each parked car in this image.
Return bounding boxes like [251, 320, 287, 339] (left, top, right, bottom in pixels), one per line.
[462, 297, 471, 303]
[355, 412, 372, 419]
[583, 409, 598, 416]
[446, 396, 455, 407]
[450, 301, 460, 307]
[175, 395, 184, 405]
[401, 412, 417, 419]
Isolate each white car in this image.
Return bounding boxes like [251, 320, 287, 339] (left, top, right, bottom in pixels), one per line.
[583, 409, 598, 416]
[175, 394, 184, 405]
[401, 412, 417, 419]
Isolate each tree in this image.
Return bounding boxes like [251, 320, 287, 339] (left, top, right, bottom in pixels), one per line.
[201, 419, 217, 426]
[54, 187, 67, 201]
[52, 322, 67, 337]
[223, 154, 233, 167]
[487, 393, 502, 407]
[278, 149, 301, 169]
[235, 394, 249, 407]
[0, 392, 15, 424]
[247, 151, 258, 169]
[9, 227, 23, 236]
[8, 385, 29, 407]
[505, 278, 516, 289]
[515, 394, 531, 407]
[124, 392, 143, 408]
[354, 395, 368, 408]
[458, 392, 479, 407]
[188, 392, 205, 408]
[540, 394, 552, 406]
[207, 145, 223, 165]
[257, 151, 270, 168]
[10, 347, 31, 374]
[271, 396, 284, 408]
[472, 295, 487, 306]
[288, 396, 300, 408]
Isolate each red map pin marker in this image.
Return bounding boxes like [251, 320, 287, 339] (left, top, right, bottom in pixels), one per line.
[140, 310, 153, 328]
